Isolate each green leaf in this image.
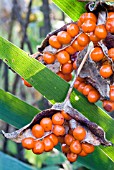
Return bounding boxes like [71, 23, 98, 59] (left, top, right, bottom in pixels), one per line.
[52, 0, 86, 21]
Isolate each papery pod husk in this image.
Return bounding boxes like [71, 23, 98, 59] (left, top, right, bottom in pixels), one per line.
[2, 102, 112, 146]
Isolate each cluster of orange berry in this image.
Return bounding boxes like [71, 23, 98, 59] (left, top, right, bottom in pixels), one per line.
[21, 111, 95, 163]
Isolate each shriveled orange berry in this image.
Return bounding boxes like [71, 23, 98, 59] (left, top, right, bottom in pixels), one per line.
[57, 71, 65, 79]
[57, 31, 72, 44]
[61, 63, 73, 74]
[70, 140, 82, 154]
[64, 73, 72, 82]
[43, 52, 55, 64]
[49, 35, 61, 49]
[61, 110, 71, 120]
[53, 125, 65, 136]
[73, 60, 77, 70]
[40, 118, 52, 131]
[95, 25, 107, 39]
[77, 82, 86, 93]
[48, 134, 58, 146]
[67, 24, 79, 37]
[108, 48, 114, 61]
[107, 12, 114, 20]
[22, 137, 34, 150]
[67, 152, 78, 162]
[79, 150, 87, 157]
[83, 84, 94, 96]
[65, 46, 76, 55]
[58, 136, 65, 144]
[73, 126, 86, 141]
[77, 33, 90, 47]
[52, 112, 64, 125]
[90, 47, 104, 62]
[32, 140, 44, 154]
[65, 134, 75, 146]
[32, 124, 44, 138]
[81, 20, 96, 33]
[100, 65, 113, 78]
[82, 143, 95, 154]
[23, 79, 32, 87]
[106, 19, 114, 33]
[88, 90, 100, 103]
[72, 40, 85, 51]
[61, 144, 70, 153]
[103, 100, 114, 112]
[43, 137, 54, 152]
[56, 51, 70, 64]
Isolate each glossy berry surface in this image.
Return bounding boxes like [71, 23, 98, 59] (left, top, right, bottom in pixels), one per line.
[70, 140, 82, 154]
[88, 90, 100, 103]
[65, 46, 76, 55]
[94, 25, 107, 39]
[53, 125, 65, 136]
[49, 35, 61, 49]
[56, 51, 70, 64]
[40, 118, 52, 131]
[48, 134, 58, 146]
[90, 47, 104, 62]
[73, 126, 86, 141]
[52, 112, 64, 125]
[32, 124, 44, 138]
[100, 65, 113, 78]
[61, 110, 71, 120]
[106, 19, 114, 33]
[83, 84, 93, 96]
[72, 40, 85, 51]
[108, 48, 114, 61]
[61, 144, 70, 153]
[43, 52, 55, 64]
[22, 137, 34, 150]
[79, 150, 88, 157]
[67, 152, 78, 163]
[81, 20, 96, 33]
[57, 31, 72, 44]
[64, 134, 75, 146]
[67, 24, 79, 37]
[77, 33, 90, 47]
[32, 141, 44, 154]
[43, 137, 54, 152]
[61, 63, 73, 74]
[82, 143, 95, 154]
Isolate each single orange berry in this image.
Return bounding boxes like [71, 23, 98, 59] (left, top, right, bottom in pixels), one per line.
[40, 118, 52, 131]
[108, 48, 114, 61]
[106, 19, 114, 34]
[22, 137, 34, 150]
[77, 33, 90, 47]
[74, 80, 81, 89]
[32, 140, 44, 154]
[43, 52, 55, 64]
[63, 73, 72, 82]
[57, 71, 65, 79]
[23, 79, 32, 87]
[82, 143, 95, 154]
[61, 63, 73, 74]
[79, 150, 88, 157]
[81, 20, 96, 33]
[73, 60, 77, 70]
[103, 100, 114, 112]
[61, 110, 71, 120]
[94, 25, 107, 39]
[70, 140, 82, 154]
[67, 24, 79, 37]
[53, 125, 65, 136]
[72, 40, 85, 51]
[100, 65, 113, 78]
[67, 152, 78, 162]
[49, 35, 61, 49]
[56, 51, 70, 64]
[61, 144, 70, 153]
[65, 46, 76, 55]
[32, 124, 44, 138]
[43, 137, 54, 152]
[83, 84, 94, 96]
[65, 134, 75, 146]
[90, 47, 104, 62]
[107, 12, 114, 20]
[88, 90, 100, 103]
[57, 31, 72, 44]
[73, 126, 86, 141]
[48, 134, 58, 146]
[52, 112, 64, 125]
[85, 13, 97, 23]
[77, 82, 86, 93]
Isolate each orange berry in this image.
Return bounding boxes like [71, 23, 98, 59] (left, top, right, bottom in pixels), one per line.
[79, 150, 87, 157]
[81, 20, 96, 33]
[83, 84, 94, 96]
[67, 152, 78, 162]
[32, 124, 44, 138]
[77, 33, 90, 47]
[40, 118, 52, 132]
[61, 63, 73, 74]
[72, 40, 85, 51]
[108, 48, 114, 61]
[52, 112, 64, 125]
[48, 134, 58, 146]
[53, 125, 65, 136]
[64, 73, 72, 82]
[43, 137, 54, 152]
[79, 13, 97, 24]
[58, 136, 65, 144]
[57, 71, 65, 79]
[107, 12, 114, 20]
[61, 144, 70, 153]
[103, 100, 114, 112]
[94, 25, 107, 39]
[100, 65, 113, 78]
[23, 79, 32, 87]
[73, 126, 86, 141]
[77, 82, 86, 93]
[65, 46, 76, 55]
[32, 140, 44, 154]
[110, 87, 114, 102]
[70, 140, 82, 154]
[67, 24, 79, 37]
[89, 33, 100, 42]
[43, 52, 55, 64]
[74, 80, 81, 89]
[49, 35, 61, 49]
[65, 134, 75, 146]
[82, 143, 95, 154]
[76, 77, 85, 82]
[87, 90, 100, 103]
[56, 51, 70, 64]
[57, 31, 72, 44]
[22, 137, 34, 150]
[73, 60, 77, 70]
[106, 19, 114, 33]
[61, 110, 71, 120]
[90, 47, 104, 62]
